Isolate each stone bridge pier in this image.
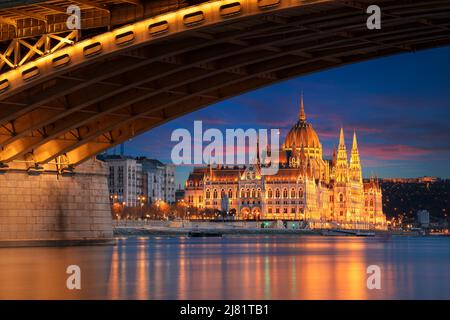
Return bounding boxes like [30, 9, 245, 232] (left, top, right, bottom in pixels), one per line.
[0, 159, 113, 246]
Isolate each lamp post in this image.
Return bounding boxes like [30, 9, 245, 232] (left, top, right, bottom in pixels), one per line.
[138, 194, 146, 220]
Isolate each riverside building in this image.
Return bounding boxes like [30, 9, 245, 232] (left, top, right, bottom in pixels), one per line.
[184, 96, 386, 230]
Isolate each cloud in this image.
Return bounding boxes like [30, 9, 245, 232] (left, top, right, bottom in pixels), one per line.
[359, 144, 450, 161]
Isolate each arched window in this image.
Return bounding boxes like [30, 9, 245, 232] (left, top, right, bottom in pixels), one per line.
[370, 199, 374, 207]
[275, 189, 280, 199]
[268, 189, 273, 198]
[257, 189, 261, 198]
[298, 188, 304, 198]
[228, 189, 233, 198]
[290, 188, 296, 198]
[240, 189, 245, 198]
[283, 188, 288, 198]
[251, 189, 256, 198]
[206, 189, 210, 199]
[213, 189, 218, 199]
[339, 193, 344, 202]
[189, 181, 193, 187]
[221, 189, 225, 198]
[246, 189, 250, 198]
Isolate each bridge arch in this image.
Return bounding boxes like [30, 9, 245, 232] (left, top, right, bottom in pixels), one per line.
[0, 0, 448, 168]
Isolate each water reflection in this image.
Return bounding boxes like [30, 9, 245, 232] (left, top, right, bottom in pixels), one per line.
[1, 236, 449, 299]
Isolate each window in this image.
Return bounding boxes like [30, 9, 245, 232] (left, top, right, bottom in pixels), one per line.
[283, 208, 288, 214]
[267, 189, 273, 198]
[268, 208, 272, 214]
[206, 189, 210, 199]
[275, 189, 280, 198]
[283, 188, 288, 198]
[298, 188, 304, 198]
[291, 207, 296, 213]
[246, 189, 250, 198]
[213, 189, 218, 199]
[290, 188, 296, 198]
[257, 189, 261, 198]
[228, 189, 233, 198]
[339, 193, 344, 202]
[251, 189, 256, 198]
[370, 199, 374, 207]
[240, 189, 245, 198]
[221, 189, 225, 198]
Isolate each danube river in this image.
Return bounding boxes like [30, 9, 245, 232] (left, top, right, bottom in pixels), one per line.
[0, 236, 449, 299]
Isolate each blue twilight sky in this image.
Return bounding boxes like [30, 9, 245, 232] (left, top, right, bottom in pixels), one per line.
[109, 46, 450, 187]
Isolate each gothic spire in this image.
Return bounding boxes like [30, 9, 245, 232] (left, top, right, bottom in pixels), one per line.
[350, 130, 362, 183]
[339, 127, 345, 146]
[299, 93, 306, 122]
[335, 127, 348, 183]
[352, 130, 358, 151]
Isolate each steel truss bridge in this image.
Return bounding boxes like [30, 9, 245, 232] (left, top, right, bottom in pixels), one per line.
[0, 0, 449, 171]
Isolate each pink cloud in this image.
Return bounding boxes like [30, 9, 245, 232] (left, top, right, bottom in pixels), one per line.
[360, 144, 433, 161]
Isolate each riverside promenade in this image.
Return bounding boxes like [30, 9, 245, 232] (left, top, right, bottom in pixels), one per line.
[114, 220, 319, 236]
[112, 220, 420, 237]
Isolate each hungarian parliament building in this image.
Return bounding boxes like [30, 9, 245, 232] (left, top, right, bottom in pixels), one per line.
[184, 97, 387, 230]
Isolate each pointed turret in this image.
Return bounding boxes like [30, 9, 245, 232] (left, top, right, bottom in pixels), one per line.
[339, 127, 345, 146]
[335, 127, 348, 183]
[349, 130, 362, 183]
[299, 93, 306, 122]
[352, 130, 358, 151]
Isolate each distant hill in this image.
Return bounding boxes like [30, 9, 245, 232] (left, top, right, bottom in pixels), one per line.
[381, 180, 450, 222]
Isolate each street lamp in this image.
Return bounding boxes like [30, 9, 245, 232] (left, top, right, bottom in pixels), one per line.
[138, 194, 146, 220]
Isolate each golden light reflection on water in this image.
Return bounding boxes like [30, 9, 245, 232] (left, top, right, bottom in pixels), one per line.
[108, 245, 120, 299]
[1, 236, 450, 300]
[0, 246, 112, 299]
[136, 238, 148, 299]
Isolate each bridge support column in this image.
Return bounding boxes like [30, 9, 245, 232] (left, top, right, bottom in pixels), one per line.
[0, 159, 113, 246]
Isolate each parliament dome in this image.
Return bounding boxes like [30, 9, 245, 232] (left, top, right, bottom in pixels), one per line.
[282, 95, 321, 151]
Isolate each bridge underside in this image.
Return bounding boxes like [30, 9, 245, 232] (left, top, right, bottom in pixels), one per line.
[0, 0, 449, 170]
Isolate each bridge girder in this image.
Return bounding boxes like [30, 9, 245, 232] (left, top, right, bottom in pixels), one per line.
[0, 0, 450, 168]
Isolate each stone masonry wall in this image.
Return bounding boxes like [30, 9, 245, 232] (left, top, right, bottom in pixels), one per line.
[0, 159, 113, 242]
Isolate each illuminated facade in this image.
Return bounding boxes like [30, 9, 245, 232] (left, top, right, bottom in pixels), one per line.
[184, 96, 386, 230]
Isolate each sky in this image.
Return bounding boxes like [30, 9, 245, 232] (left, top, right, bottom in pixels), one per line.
[109, 46, 450, 187]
